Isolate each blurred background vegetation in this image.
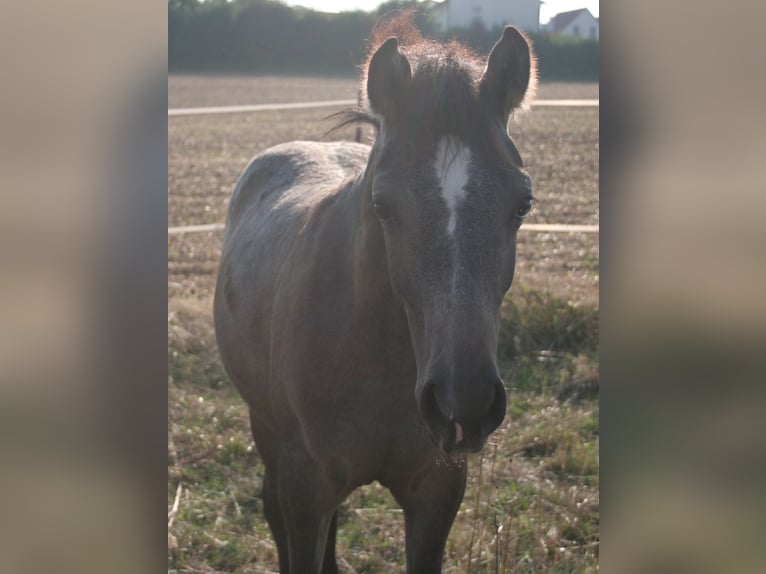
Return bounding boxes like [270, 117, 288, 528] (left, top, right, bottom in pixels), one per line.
[169, 0, 599, 80]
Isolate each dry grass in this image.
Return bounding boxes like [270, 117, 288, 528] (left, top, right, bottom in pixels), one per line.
[168, 297, 598, 573]
[168, 75, 599, 573]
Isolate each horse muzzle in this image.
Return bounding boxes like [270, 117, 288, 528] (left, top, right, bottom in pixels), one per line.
[417, 373, 507, 454]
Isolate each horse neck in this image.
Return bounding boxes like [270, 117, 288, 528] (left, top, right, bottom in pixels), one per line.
[348, 149, 406, 331]
[332, 144, 418, 378]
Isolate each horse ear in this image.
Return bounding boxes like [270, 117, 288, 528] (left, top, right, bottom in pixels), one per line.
[366, 37, 412, 122]
[480, 26, 536, 122]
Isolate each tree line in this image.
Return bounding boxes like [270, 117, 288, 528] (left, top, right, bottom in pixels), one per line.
[169, 0, 598, 81]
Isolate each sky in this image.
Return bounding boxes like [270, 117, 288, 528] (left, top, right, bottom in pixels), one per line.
[281, 0, 599, 26]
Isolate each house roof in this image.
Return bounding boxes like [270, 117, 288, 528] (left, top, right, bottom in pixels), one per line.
[428, 0, 542, 5]
[548, 8, 592, 33]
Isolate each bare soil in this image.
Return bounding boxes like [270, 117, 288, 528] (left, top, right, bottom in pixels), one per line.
[168, 80, 598, 305]
[168, 74, 598, 109]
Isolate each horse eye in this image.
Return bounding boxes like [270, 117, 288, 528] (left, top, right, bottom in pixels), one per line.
[516, 197, 533, 222]
[372, 199, 393, 222]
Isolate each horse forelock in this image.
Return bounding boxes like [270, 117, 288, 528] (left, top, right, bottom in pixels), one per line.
[406, 51, 483, 144]
[341, 11, 487, 148]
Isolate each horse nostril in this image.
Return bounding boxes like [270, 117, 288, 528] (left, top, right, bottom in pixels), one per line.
[417, 380, 447, 431]
[418, 376, 507, 452]
[481, 379, 507, 436]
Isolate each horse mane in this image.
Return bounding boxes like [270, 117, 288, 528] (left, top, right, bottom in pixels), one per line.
[366, 8, 428, 51]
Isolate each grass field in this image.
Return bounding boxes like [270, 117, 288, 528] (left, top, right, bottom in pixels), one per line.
[168, 74, 599, 573]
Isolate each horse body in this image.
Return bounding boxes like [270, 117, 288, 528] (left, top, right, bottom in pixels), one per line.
[216, 139, 428, 479]
[215, 18, 536, 573]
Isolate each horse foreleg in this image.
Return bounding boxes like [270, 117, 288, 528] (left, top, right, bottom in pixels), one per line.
[320, 510, 339, 574]
[262, 467, 290, 573]
[277, 445, 343, 573]
[395, 458, 467, 574]
[249, 410, 292, 572]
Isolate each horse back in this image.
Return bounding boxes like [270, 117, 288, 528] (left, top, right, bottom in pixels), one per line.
[225, 140, 370, 235]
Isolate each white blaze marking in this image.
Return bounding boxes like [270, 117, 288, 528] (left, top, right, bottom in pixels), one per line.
[435, 137, 472, 236]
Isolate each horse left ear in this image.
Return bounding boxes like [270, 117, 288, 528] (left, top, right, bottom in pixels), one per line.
[366, 37, 412, 123]
[480, 26, 536, 122]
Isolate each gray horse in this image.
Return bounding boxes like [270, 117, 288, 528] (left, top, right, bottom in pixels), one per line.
[214, 18, 536, 573]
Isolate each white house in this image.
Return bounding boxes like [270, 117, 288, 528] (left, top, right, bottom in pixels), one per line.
[430, 0, 542, 33]
[543, 8, 599, 40]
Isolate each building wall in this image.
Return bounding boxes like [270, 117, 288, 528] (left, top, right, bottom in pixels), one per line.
[432, 4, 449, 31]
[560, 11, 599, 40]
[439, 0, 540, 32]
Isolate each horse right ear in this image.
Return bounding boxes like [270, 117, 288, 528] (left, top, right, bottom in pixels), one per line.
[366, 37, 412, 122]
[480, 26, 536, 122]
